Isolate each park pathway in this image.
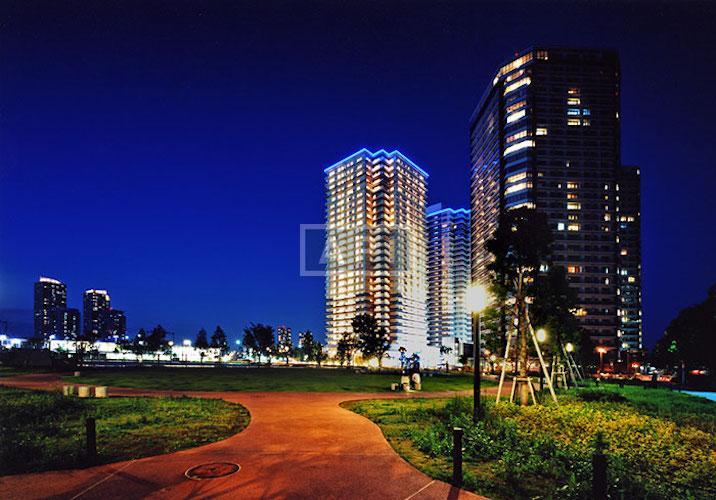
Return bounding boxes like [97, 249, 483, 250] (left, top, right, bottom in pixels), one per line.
[0, 374, 489, 500]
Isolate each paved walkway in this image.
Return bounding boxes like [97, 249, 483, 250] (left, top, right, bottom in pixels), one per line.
[0, 374, 490, 499]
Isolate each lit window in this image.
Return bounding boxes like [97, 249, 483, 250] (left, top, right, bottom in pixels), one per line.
[567, 265, 582, 273]
[506, 100, 526, 113]
[568, 87, 580, 95]
[582, 119, 591, 126]
[506, 109, 526, 124]
[582, 108, 591, 116]
[567, 224, 580, 231]
[503, 140, 535, 156]
[557, 222, 565, 230]
[567, 202, 581, 210]
[536, 127, 548, 136]
[504, 182, 532, 195]
[567, 108, 581, 116]
[536, 50, 549, 60]
[504, 77, 531, 95]
[506, 130, 529, 144]
[567, 182, 579, 189]
[628, 276, 636, 283]
[506, 171, 529, 184]
[620, 248, 628, 256]
[568, 118, 580, 126]
[567, 193, 578, 199]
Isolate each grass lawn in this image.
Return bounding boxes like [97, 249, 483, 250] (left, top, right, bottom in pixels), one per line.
[68, 367, 493, 392]
[345, 384, 716, 499]
[0, 386, 250, 475]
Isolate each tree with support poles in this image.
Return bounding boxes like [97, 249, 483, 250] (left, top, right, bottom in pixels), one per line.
[485, 207, 554, 406]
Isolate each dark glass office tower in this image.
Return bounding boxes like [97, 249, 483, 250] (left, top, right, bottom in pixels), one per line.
[33, 276, 67, 340]
[616, 166, 642, 353]
[470, 47, 642, 355]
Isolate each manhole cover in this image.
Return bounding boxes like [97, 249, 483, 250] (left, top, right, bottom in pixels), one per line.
[185, 462, 240, 480]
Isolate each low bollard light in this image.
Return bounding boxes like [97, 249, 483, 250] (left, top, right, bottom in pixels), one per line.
[452, 427, 463, 487]
[86, 417, 97, 463]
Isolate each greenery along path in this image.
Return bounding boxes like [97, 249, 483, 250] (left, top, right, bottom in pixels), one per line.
[0, 385, 249, 476]
[345, 385, 716, 500]
[70, 366, 492, 392]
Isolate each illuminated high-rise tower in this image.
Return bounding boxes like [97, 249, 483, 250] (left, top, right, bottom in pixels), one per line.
[33, 276, 67, 340]
[426, 204, 471, 351]
[470, 47, 642, 356]
[83, 289, 111, 339]
[325, 149, 429, 357]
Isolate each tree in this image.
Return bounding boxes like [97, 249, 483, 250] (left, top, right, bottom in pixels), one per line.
[353, 313, 392, 369]
[296, 330, 314, 362]
[195, 328, 210, 349]
[243, 323, 275, 364]
[127, 328, 151, 362]
[654, 284, 716, 374]
[147, 324, 169, 363]
[530, 265, 582, 356]
[439, 344, 453, 372]
[486, 207, 553, 406]
[210, 325, 229, 356]
[336, 333, 356, 367]
[313, 343, 328, 367]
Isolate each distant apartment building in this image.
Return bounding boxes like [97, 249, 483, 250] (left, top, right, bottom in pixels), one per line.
[325, 149, 429, 356]
[469, 47, 642, 356]
[33, 276, 67, 340]
[426, 204, 471, 351]
[57, 307, 81, 339]
[276, 325, 292, 346]
[108, 309, 127, 340]
[83, 289, 111, 339]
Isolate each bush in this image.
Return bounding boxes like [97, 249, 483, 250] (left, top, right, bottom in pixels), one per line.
[577, 389, 626, 403]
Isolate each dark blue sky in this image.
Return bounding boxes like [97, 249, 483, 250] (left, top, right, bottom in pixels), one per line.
[1, 1, 715, 346]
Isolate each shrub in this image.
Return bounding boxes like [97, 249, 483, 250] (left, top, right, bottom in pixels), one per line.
[577, 389, 626, 403]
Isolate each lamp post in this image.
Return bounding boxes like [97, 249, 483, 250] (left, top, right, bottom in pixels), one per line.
[621, 342, 631, 375]
[596, 346, 607, 374]
[468, 284, 490, 422]
[536, 328, 547, 393]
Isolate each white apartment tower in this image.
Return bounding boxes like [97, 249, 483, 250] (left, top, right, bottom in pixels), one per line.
[325, 149, 429, 357]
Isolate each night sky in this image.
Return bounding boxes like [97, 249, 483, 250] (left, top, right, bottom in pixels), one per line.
[1, 1, 715, 347]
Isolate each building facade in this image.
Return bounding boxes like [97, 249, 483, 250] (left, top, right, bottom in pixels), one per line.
[426, 204, 471, 351]
[83, 289, 111, 339]
[33, 276, 67, 340]
[325, 149, 429, 357]
[57, 307, 81, 339]
[616, 166, 642, 352]
[469, 47, 642, 354]
[108, 309, 127, 340]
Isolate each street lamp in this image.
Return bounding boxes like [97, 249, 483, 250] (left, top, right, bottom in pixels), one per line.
[622, 342, 630, 375]
[596, 346, 607, 373]
[467, 283, 491, 422]
[536, 328, 547, 393]
[536, 328, 547, 343]
[565, 342, 574, 353]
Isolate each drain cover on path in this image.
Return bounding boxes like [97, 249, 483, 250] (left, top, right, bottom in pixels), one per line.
[185, 462, 241, 480]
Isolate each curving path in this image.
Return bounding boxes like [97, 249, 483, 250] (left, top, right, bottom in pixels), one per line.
[0, 374, 490, 500]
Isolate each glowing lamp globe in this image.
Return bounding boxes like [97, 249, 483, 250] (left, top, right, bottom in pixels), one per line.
[467, 284, 491, 313]
[536, 329, 547, 343]
[565, 342, 574, 353]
